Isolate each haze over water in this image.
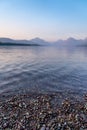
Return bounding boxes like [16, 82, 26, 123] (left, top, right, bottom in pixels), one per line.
[0, 46, 87, 96]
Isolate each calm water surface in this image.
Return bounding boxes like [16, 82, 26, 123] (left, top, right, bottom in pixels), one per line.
[0, 46, 87, 96]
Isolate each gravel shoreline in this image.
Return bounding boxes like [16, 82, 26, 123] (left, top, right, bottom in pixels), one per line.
[0, 92, 87, 130]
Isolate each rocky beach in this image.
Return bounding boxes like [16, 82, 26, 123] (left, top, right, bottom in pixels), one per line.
[0, 92, 87, 130]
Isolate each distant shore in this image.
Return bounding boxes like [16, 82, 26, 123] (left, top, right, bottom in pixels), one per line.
[0, 42, 40, 46]
[0, 92, 87, 130]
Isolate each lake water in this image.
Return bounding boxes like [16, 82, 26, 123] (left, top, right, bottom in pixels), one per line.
[0, 46, 87, 96]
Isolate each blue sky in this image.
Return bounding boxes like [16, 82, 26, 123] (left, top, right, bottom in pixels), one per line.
[0, 0, 87, 41]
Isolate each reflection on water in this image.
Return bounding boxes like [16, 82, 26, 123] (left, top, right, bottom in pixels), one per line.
[0, 46, 87, 95]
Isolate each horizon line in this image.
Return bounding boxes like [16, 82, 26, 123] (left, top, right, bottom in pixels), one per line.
[0, 36, 87, 42]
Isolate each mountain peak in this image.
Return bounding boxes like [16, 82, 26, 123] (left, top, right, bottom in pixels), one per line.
[31, 37, 45, 42]
[31, 37, 49, 45]
[33, 37, 42, 40]
[67, 37, 77, 41]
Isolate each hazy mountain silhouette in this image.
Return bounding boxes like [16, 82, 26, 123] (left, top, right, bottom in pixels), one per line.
[0, 37, 48, 46]
[0, 38, 37, 44]
[0, 37, 87, 47]
[30, 37, 49, 45]
[53, 37, 87, 47]
[0, 38, 15, 43]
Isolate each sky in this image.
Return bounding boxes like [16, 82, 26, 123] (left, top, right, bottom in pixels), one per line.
[0, 0, 87, 41]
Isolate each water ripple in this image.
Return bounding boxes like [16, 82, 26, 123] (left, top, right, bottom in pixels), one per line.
[0, 46, 87, 95]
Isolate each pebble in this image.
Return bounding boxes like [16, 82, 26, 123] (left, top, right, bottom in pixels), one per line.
[0, 93, 87, 130]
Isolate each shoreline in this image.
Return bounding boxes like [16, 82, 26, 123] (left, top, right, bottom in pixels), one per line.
[0, 92, 87, 129]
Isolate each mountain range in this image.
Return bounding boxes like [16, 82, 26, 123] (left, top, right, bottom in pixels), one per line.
[0, 37, 87, 47]
[53, 37, 87, 47]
